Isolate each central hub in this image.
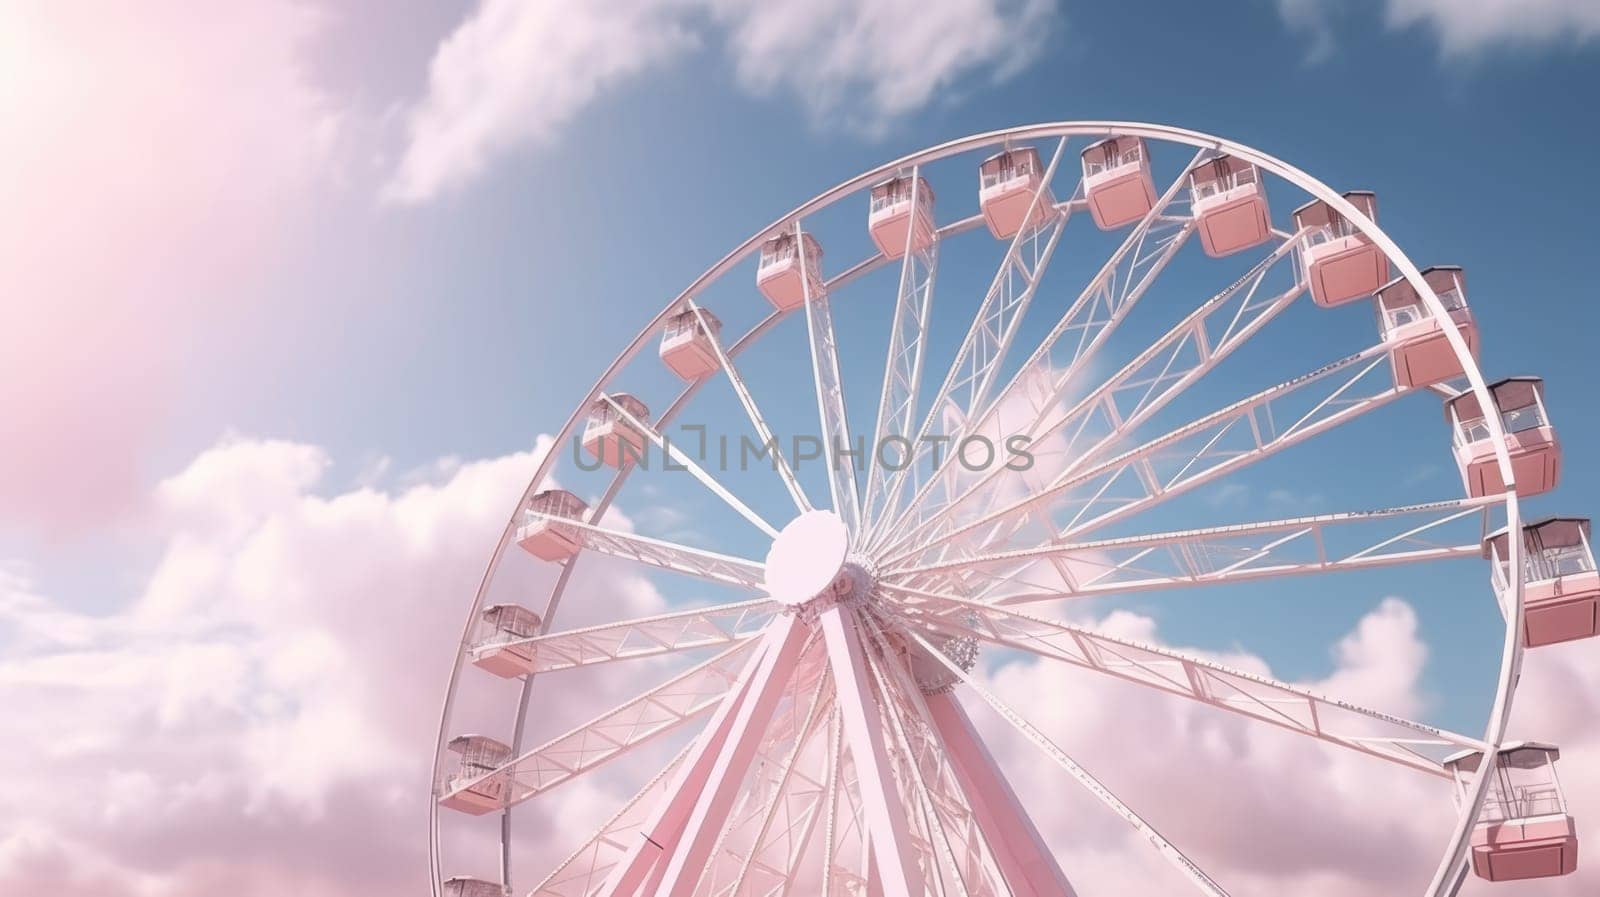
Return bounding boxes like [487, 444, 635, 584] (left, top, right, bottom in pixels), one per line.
[763, 511, 881, 608]
[763, 510, 851, 607]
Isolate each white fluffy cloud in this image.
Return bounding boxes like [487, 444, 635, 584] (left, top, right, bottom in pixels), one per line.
[383, 0, 1058, 204]
[0, 434, 667, 895]
[1280, 0, 1600, 59]
[974, 597, 1600, 895]
[5, 434, 1599, 894]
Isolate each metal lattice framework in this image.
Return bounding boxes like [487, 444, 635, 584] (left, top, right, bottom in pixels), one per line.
[430, 123, 1564, 897]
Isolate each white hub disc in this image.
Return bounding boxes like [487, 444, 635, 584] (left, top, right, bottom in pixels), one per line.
[763, 510, 850, 606]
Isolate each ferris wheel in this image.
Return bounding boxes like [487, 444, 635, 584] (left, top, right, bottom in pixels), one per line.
[429, 122, 1595, 897]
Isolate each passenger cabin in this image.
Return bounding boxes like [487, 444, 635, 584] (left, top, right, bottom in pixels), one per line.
[659, 307, 722, 380]
[514, 489, 588, 562]
[443, 877, 509, 897]
[1082, 136, 1157, 230]
[1376, 266, 1479, 388]
[1484, 518, 1600, 647]
[1446, 377, 1560, 498]
[1188, 155, 1272, 258]
[756, 232, 823, 311]
[1293, 191, 1386, 307]
[439, 735, 513, 816]
[1444, 743, 1578, 882]
[470, 603, 543, 677]
[979, 147, 1054, 239]
[582, 394, 650, 468]
[868, 175, 936, 259]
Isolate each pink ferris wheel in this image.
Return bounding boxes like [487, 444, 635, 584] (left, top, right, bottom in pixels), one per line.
[430, 123, 1594, 897]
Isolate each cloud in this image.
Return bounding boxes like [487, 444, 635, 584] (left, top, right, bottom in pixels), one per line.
[1279, 0, 1600, 59]
[7, 434, 1599, 894]
[0, 434, 669, 895]
[712, 0, 1056, 133]
[1387, 0, 1600, 55]
[383, 0, 1059, 204]
[972, 596, 1600, 895]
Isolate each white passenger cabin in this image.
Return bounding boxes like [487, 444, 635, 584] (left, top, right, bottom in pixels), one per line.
[1483, 518, 1600, 647]
[1188, 155, 1271, 258]
[1293, 191, 1386, 307]
[439, 735, 514, 816]
[514, 489, 587, 561]
[470, 603, 543, 677]
[582, 394, 650, 468]
[659, 306, 722, 380]
[1082, 136, 1157, 230]
[1445, 377, 1560, 498]
[979, 146, 1054, 239]
[868, 175, 936, 259]
[1375, 265, 1478, 388]
[756, 232, 824, 311]
[1444, 743, 1578, 882]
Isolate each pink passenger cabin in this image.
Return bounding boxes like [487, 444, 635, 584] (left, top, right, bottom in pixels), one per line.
[1376, 265, 1479, 388]
[659, 306, 722, 380]
[1188, 155, 1272, 258]
[439, 735, 514, 816]
[1082, 136, 1157, 230]
[1293, 191, 1387, 307]
[1444, 743, 1578, 882]
[756, 232, 824, 311]
[443, 877, 509, 897]
[1446, 377, 1560, 498]
[979, 146, 1054, 239]
[868, 175, 936, 259]
[514, 489, 588, 562]
[470, 603, 543, 677]
[582, 393, 650, 468]
[1484, 518, 1600, 648]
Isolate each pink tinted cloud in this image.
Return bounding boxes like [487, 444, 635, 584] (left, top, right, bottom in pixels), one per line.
[976, 599, 1600, 895]
[2, 434, 1597, 895]
[0, 434, 672, 895]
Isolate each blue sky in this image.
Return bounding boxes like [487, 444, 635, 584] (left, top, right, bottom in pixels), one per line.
[127, 1, 1598, 726]
[5, 2, 1600, 895]
[9, 0, 1600, 717]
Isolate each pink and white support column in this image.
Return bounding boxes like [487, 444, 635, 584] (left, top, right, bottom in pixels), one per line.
[926, 690, 1077, 897]
[653, 614, 812, 897]
[821, 605, 925, 897]
[597, 618, 796, 897]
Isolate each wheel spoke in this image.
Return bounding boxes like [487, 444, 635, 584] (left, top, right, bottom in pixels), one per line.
[487, 598, 778, 675]
[882, 223, 1305, 559]
[689, 298, 815, 515]
[888, 342, 1408, 569]
[443, 639, 761, 813]
[602, 394, 782, 539]
[871, 149, 1206, 558]
[797, 220, 866, 536]
[532, 513, 768, 590]
[866, 139, 1075, 548]
[896, 589, 1485, 775]
[531, 741, 698, 897]
[889, 498, 1494, 601]
[906, 630, 1231, 897]
[861, 166, 939, 534]
[720, 684, 834, 897]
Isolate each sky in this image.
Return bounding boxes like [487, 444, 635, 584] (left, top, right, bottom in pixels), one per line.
[3, 0, 1600, 895]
